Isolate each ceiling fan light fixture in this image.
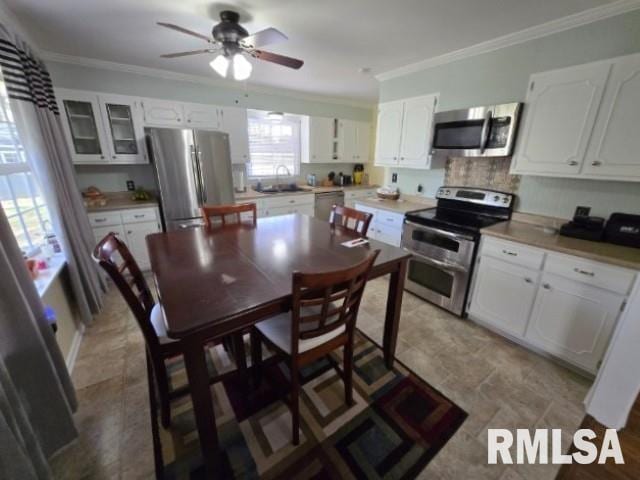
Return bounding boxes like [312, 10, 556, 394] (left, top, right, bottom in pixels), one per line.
[232, 53, 252, 81]
[210, 54, 229, 77]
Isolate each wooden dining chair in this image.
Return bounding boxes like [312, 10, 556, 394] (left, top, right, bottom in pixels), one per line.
[329, 204, 373, 236]
[93, 233, 225, 429]
[201, 202, 257, 228]
[250, 250, 379, 445]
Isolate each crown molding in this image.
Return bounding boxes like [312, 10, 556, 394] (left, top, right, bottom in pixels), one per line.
[375, 0, 640, 81]
[39, 51, 375, 110]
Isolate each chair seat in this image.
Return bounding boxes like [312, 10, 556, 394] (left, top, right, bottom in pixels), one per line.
[256, 306, 345, 354]
[150, 304, 170, 341]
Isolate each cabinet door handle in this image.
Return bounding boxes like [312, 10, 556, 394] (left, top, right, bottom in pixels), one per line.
[574, 268, 595, 277]
[100, 155, 105, 159]
[134, 214, 145, 218]
[94, 218, 107, 223]
[502, 249, 518, 256]
[524, 277, 533, 283]
[568, 160, 579, 166]
[289, 200, 295, 204]
[112, 155, 117, 159]
[127, 230, 133, 235]
[542, 283, 551, 290]
[591, 161, 602, 166]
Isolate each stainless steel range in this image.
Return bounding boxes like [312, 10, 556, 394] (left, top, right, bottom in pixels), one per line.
[401, 187, 514, 316]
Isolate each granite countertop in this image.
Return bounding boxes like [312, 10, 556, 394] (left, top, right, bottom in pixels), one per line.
[482, 220, 640, 270]
[85, 192, 159, 212]
[235, 184, 380, 201]
[354, 196, 436, 214]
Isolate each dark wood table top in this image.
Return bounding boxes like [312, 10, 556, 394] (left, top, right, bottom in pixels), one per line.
[147, 214, 411, 338]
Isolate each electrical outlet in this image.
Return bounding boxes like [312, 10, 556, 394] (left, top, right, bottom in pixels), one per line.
[126, 180, 135, 191]
[391, 173, 398, 183]
[417, 184, 423, 193]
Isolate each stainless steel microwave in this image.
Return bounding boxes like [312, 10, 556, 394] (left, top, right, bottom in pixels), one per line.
[430, 102, 522, 158]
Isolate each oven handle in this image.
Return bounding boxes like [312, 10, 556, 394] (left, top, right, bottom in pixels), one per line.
[404, 220, 475, 242]
[480, 110, 492, 154]
[402, 247, 469, 272]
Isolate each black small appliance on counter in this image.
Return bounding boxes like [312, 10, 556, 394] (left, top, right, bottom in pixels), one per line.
[605, 213, 640, 248]
[560, 206, 605, 241]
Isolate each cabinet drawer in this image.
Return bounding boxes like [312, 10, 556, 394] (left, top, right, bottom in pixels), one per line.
[263, 194, 314, 209]
[374, 222, 402, 246]
[88, 211, 122, 227]
[481, 236, 545, 270]
[121, 208, 158, 224]
[544, 253, 636, 295]
[354, 203, 377, 217]
[375, 210, 404, 230]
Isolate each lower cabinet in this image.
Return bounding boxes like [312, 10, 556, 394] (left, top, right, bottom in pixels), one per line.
[524, 273, 625, 373]
[468, 256, 539, 338]
[89, 207, 161, 270]
[354, 202, 404, 246]
[468, 236, 635, 374]
[344, 188, 377, 208]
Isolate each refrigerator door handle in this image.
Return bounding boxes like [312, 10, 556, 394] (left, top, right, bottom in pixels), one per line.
[190, 145, 204, 206]
[196, 148, 207, 203]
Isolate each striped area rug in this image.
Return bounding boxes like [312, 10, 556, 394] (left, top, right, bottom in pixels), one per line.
[156, 331, 467, 479]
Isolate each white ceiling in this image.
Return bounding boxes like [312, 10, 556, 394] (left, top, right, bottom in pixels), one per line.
[4, 0, 618, 103]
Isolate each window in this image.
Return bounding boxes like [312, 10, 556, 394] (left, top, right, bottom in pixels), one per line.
[247, 110, 301, 178]
[0, 74, 51, 252]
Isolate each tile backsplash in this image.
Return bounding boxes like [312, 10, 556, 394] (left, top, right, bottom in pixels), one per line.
[443, 157, 520, 193]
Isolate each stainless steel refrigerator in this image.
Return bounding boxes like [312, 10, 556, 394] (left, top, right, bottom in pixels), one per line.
[146, 127, 235, 231]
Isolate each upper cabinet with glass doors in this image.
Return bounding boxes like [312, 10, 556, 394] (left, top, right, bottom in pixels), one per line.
[57, 89, 147, 165]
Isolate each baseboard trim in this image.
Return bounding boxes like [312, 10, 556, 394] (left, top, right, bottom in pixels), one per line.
[65, 323, 85, 374]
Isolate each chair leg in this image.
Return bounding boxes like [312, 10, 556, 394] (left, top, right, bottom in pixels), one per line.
[291, 364, 300, 446]
[250, 329, 262, 387]
[344, 342, 355, 407]
[146, 352, 165, 479]
[154, 362, 172, 428]
[232, 332, 249, 391]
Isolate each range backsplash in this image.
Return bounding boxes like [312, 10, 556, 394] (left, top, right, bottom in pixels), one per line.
[444, 156, 520, 193]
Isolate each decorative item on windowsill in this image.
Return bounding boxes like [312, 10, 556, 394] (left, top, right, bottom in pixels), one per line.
[377, 185, 400, 201]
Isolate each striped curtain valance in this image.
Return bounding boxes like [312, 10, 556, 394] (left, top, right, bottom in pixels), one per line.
[0, 38, 59, 115]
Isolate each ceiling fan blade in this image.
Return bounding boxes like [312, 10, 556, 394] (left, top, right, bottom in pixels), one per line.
[160, 49, 215, 58]
[241, 27, 287, 48]
[252, 50, 304, 69]
[157, 22, 214, 44]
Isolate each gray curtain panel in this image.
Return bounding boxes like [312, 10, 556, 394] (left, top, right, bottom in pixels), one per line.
[0, 204, 78, 477]
[0, 30, 106, 324]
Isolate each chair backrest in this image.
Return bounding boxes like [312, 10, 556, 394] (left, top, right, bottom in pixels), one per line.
[92, 233, 160, 351]
[290, 250, 379, 354]
[201, 203, 257, 228]
[329, 204, 373, 236]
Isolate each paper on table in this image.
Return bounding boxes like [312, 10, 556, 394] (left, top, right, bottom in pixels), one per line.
[341, 238, 369, 248]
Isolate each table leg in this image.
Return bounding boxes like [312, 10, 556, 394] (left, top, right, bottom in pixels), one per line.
[182, 338, 219, 476]
[383, 259, 408, 369]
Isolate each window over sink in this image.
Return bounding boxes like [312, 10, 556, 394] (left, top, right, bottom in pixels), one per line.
[247, 109, 301, 178]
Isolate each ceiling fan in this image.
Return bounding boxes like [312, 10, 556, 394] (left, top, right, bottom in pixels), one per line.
[158, 10, 304, 81]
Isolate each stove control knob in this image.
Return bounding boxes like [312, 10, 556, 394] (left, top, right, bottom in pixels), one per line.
[493, 195, 500, 202]
[502, 197, 509, 203]
[445, 189, 451, 195]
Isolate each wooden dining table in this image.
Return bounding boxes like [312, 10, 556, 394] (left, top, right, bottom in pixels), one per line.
[146, 213, 411, 476]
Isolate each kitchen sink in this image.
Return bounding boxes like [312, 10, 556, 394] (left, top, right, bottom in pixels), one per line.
[253, 184, 312, 194]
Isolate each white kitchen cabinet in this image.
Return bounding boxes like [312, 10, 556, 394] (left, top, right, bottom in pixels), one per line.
[219, 106, 250, 164]
[354, 202, 404, 246]
[123, 221, 161, 270]
[302, 116, 338, 163]
[58, 89, 110, 164]
[355, 121, 371, 163]
[339, 120, 371, 163]
[375, 95, 440, 169]
[141, 99, 184, 127]
[582, 52, 640, 180]
[524, 273, 625, 373]
[512, 61, 610, 176]
[183, 102, 220, 128]
[98, 94, 147, 164]
[468, 256, 539, 338]
[344, 188, 376, 208]
[262, 194, 315, 218]
[374, 101, 404, 166]
[398, 95, 438, 168]
[89, 207, 161, 270]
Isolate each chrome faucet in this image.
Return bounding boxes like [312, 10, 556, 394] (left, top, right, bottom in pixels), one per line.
[275, 164, 291, 190]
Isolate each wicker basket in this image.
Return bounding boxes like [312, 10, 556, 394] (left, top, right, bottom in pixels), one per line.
[376, 191, 400, 201]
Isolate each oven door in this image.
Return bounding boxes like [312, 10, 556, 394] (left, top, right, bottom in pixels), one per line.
[402, 221, 475, 267]
[403, 249, 470, 316]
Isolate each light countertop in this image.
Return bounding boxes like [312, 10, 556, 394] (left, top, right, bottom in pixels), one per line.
[482, 220, 640, 270]
[85, 192, 159, 212]
[354, 196, 436, 214]
[234, 184, 380, 201]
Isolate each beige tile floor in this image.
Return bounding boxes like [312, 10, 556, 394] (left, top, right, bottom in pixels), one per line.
[50, 277, 591, 479]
